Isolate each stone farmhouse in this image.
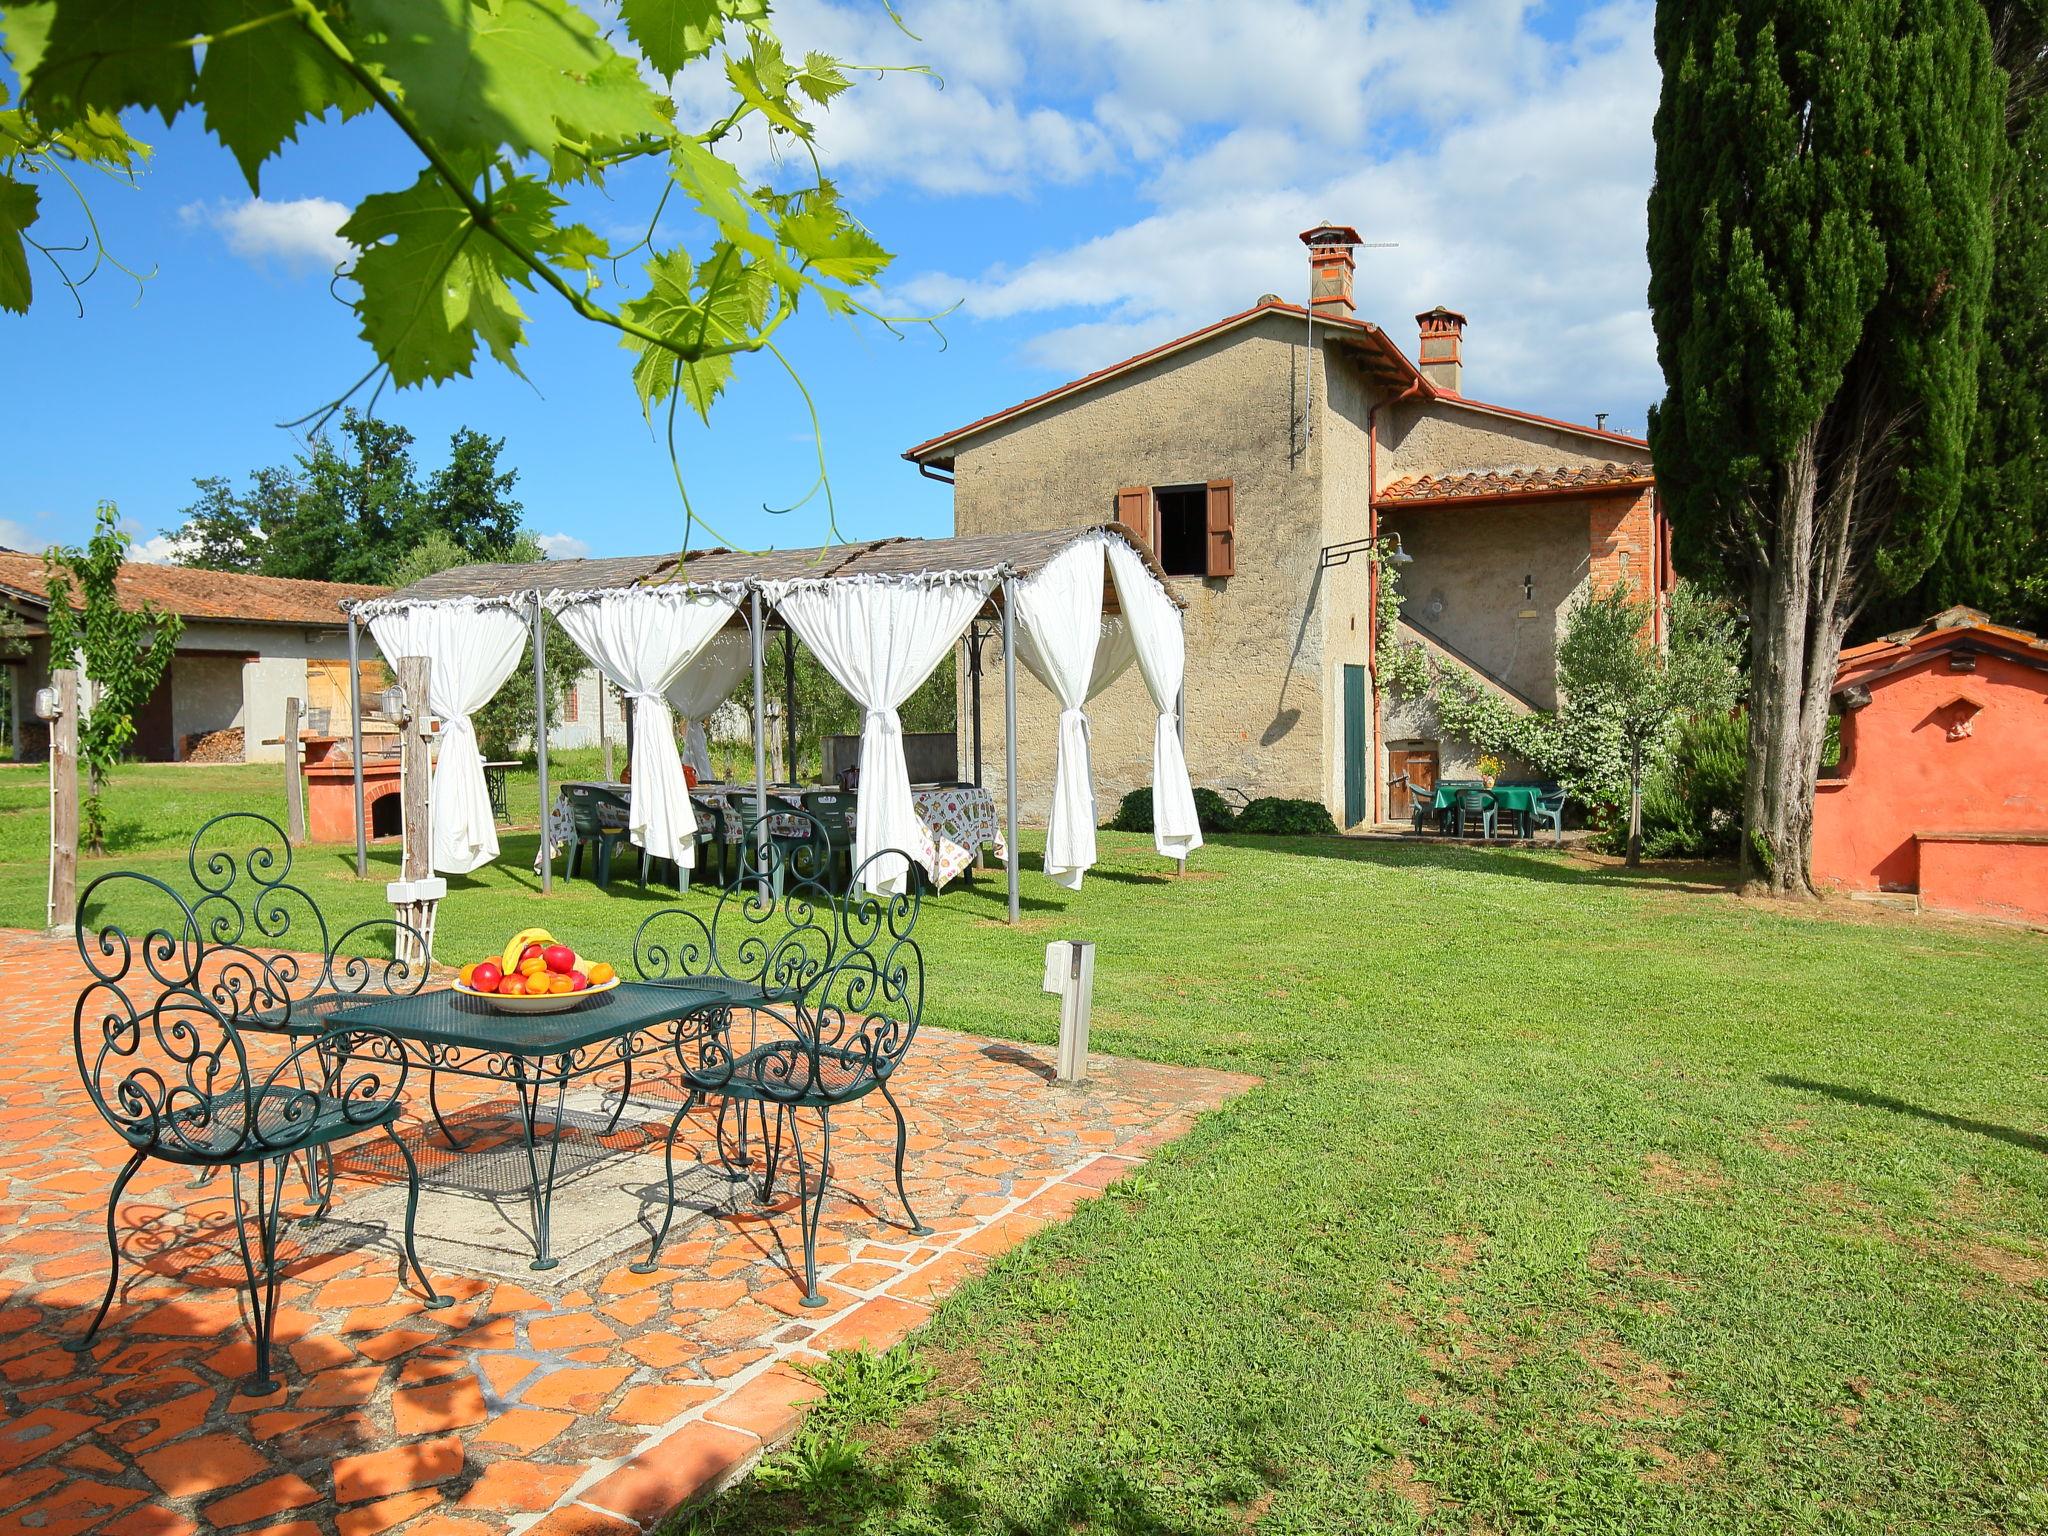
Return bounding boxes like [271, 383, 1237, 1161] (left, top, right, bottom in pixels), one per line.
[0, 549, 383, 763]
[904, 224, 1671, 829]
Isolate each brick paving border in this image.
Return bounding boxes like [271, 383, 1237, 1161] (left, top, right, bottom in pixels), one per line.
[0, 930, 1254, 1534]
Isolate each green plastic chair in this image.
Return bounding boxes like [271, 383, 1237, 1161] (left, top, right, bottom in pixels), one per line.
[563, 784, 633, 888]
[1530, 786, 1567, 846]
[1453, 787, 1497, 839]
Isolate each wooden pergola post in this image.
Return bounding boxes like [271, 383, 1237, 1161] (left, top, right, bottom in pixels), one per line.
[46, 668, 77, 934]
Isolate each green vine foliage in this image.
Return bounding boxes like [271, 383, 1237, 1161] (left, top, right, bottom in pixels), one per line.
[43, 503, 183, 852]
[1, 1, 933, 546]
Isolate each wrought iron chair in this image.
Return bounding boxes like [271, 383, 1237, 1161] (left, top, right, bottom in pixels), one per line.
[1454, 787, 1497, 839]
[639, 849, 931, 1305]
[70, 814, 446, 1394]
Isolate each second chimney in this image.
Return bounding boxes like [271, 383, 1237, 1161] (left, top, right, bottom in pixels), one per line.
[1299, 223, 1362, 319]
[1416, 305, 1467, 394]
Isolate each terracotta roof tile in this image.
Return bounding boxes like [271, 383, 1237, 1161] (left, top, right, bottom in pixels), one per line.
[1375, 461, 1656, 506]
[0, 549, 382, 627]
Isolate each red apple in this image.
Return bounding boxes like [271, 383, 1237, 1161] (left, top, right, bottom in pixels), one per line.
[521, 943, 545, 964]
[566, 971, 589, 991]
[471, 961, 503, 993]
[543, 944, 576, 975]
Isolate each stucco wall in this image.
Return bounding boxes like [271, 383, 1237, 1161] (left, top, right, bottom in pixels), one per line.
[1378, 502, 1594, 710]
[1318, 347, 1379, 823]
[1380, 398, 1635, 478]
[947, 310, 1335, 823]
[170, 654, 244, 750]
[1812, 648, 2048, 896]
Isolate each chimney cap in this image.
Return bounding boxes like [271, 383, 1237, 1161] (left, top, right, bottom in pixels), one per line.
[1256, 293, 1284, 307]
[1416, 304, 1468, 326]
[1299, 223, 1362, 249]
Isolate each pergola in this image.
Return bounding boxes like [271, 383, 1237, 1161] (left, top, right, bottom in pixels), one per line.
[340, 525, 1201, 924]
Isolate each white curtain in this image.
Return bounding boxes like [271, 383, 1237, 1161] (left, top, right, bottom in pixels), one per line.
[768, 574, 994, 894]
[366, 600, 528, 875]
[1107, 538, 1203, 861]
[1012, 537, 1111, 888]
[664, 626, 751, 780]
[550, 588, 740, 866]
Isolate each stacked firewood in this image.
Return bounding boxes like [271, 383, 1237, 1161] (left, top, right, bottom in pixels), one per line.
[181, 728, 245, 763]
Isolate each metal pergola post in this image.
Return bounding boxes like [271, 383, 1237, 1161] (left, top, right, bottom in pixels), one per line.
[347, 612, 366, 877]
[782, 628, 797, 784]
[533, 595, 552, 895]
[967, 625, 985, 786]
[1001, 579, 1020, 925]
[749, 591, 768, 819]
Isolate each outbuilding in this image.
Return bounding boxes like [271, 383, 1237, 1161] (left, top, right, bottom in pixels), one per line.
[1812, 607, 2048, 926]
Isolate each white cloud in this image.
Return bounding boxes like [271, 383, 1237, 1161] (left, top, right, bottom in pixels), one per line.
[181, 196, 353, 271]
[535, 532, 592, 560]
[760, 0, 1660, 422]
[0, 517, 40, 553]
[128, 532, 192, 565]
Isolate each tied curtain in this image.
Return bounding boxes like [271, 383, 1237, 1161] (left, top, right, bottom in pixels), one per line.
[550, 588, 740, 867]
[769, 574, 994, 895]
[1107, 538, 1203, 861]
[664, 627, 752, 780]
[1011, 537, 1117, 888]
[366, 600, 528, 875]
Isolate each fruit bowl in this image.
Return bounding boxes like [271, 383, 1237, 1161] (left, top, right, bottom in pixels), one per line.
[453, 976, 622, 1014]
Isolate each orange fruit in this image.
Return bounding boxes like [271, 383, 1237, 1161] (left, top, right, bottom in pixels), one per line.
[551, 974, 576, 995]
[519, 956, 548, 978]
[586, 962, 615, 986]
[458, 963, 476, 988]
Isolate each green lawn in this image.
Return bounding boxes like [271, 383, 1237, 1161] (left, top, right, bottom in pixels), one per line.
[6, 761, 2047, 1534]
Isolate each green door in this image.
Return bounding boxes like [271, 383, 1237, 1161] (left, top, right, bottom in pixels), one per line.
[1343, 664, 1367, 827]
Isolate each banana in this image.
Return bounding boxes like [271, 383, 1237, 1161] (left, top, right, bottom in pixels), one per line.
[500, 926, 555, 973]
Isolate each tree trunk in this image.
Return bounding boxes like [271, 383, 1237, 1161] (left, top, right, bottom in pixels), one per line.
[87, 763, 107, 857]
[1625, 739, 1644, 868]
[1741, 429, 1856, 897]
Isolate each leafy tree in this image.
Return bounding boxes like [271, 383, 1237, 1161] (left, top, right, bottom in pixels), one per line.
[1556, 582, 1744, 868]
[43, 503, 182, 852]
[167, 412, 527, 584]
[1647, 0, 2004, 895]
[385, 529, 581, 760]
[2, 1, 924, 547]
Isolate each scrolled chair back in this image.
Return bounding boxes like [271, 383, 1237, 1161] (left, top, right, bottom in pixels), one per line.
[72, 865, 412, 1162]
[635, 804, 838, 997]
[184, 812, 429, 1022]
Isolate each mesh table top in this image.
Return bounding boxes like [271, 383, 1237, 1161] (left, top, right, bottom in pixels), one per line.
[313, 980, 745, 1056]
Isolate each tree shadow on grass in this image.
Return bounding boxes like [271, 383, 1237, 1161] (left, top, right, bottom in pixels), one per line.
[1768, 1075, 2048, 1156]
[1194, 833, 1739, 895]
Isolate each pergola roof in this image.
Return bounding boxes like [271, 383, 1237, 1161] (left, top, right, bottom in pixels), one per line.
[352, 525, 1183, 616]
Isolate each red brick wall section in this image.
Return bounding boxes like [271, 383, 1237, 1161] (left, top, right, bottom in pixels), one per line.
[1589, 490, 1656, 595]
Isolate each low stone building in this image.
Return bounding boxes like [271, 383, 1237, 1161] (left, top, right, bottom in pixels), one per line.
[0, 550, 383, 763]
[903, 224, 1671, 828]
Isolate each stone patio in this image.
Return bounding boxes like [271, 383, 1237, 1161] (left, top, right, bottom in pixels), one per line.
[0, 930, 1254, 1535]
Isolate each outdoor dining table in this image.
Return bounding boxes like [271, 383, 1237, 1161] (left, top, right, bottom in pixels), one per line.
[1428, 782, 1544, 837]
[299, 979, 758, 1271]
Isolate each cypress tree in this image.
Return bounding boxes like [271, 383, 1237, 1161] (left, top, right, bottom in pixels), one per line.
[1647, 0, 2004, 895]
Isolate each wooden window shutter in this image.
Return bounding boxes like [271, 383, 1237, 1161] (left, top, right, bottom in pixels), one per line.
[1114, 486, 1151, 545]
[1205, 479, 1236, 577]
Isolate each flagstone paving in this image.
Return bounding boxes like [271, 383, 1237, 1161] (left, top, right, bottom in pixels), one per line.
[0, 929, 1254, 1534]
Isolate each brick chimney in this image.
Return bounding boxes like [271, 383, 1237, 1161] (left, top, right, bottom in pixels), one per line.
[1416, 305, 1466, 394]
[1299, 223, 1362, 319]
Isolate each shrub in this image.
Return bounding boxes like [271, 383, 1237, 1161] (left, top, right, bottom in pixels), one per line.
[1107, 785, 1237, 833]
[1235, 797, 1337, 836]
[1621, 710, 1748, 859]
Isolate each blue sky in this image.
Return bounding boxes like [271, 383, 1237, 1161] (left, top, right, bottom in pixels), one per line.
[1, 0, 1658, 565]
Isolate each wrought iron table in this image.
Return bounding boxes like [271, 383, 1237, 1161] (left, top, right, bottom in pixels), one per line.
[309, 980, 758, 1270]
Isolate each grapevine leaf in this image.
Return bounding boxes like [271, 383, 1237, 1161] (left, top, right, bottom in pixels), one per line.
[777, 185, 890, 287]
[199, 0, 370, 191]
[616, 0, 725, 78]
[0, 5, 55, 80]
[796, 51, 849, 107]
[620, 246, 694, 414]
[341, 169, 586, 386]
[12, 0, 207, 127]
[666, 139, 798, 291]
[619, 243, 768, 420]
[0, 174, 41, 315]
[724, 34, 806, 138]
[349, 0, 668, 166]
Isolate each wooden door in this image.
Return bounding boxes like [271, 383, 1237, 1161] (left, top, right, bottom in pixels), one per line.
[1390, 747, 1438, 821]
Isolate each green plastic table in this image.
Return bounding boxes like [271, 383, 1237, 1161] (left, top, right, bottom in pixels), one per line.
[1429, 783, 1542, 836]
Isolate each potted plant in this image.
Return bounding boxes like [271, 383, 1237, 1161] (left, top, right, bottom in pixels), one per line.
[1476, 752, 1504, 789]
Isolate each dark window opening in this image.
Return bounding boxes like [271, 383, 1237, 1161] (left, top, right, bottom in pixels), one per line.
[1154, 485, 1208, 576]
